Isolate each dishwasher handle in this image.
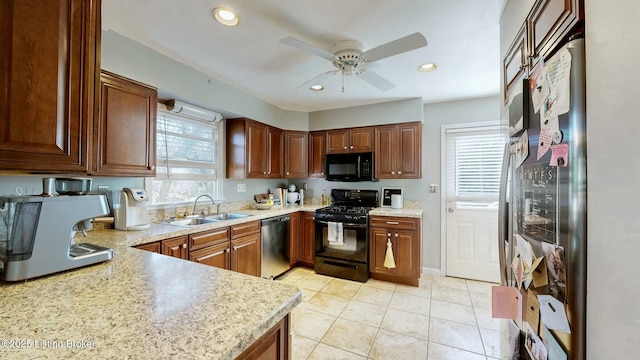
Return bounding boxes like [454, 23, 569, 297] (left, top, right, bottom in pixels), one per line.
[261, 215, 290, 226]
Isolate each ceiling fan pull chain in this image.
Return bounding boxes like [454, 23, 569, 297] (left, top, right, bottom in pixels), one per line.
[342, 73, 345, 93]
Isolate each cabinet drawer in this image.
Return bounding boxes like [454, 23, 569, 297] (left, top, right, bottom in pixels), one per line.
[190, 228, 230, 251]
[369, 216, 419, 230]
[231, 220, 261, 239]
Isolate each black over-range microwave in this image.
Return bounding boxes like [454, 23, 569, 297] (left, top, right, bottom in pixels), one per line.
[325, 152, 377, 182]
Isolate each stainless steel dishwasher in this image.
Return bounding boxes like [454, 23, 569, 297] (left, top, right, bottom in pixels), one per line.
[261, 214, 290, 279]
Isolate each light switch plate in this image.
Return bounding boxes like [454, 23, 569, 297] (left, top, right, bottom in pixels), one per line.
[429, 184, 439, 193]
[237, 183, 246, 192]
[98, 185, 109, 194]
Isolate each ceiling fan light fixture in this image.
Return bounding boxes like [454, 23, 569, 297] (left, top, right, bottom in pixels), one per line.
[418, 63, 437, 72]
[212, 7, 239, 26]
[310, 85, 324, 91]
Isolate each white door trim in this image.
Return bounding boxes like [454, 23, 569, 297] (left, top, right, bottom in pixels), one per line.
[439, 121, 502, 277]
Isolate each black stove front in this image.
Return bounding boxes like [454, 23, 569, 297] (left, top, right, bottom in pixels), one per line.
[314, 189, 378, 282]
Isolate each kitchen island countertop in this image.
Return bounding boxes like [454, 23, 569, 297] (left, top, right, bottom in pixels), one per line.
[0, 215, 302, 359]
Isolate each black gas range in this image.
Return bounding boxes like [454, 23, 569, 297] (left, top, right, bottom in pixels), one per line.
[314, 189, 379, 282]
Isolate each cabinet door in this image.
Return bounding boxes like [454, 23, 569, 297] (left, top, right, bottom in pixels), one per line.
[161, 236, 188, 259]
[135, 241, 161, 253]
[246, 120, 268, 178]
[300, 212, 316, 267]
[370, 228, 392, 274]
[529, 0, 583, 68]
[190, 242, 230, 270]
[390, 230, 420, 279]
[231, 233, 261, 277]
[93, 71, 157, 176]
[374, 125, 397, 179]
[236, 314, 290, 360]
[308, 131, 326, 178]
[503, 23, 528, 104]
[0, 0, 99, 173]
[396, 122, 422, 179]
[190, 227, 229, 251]
[267, 126, 284, 178]
[326, 129, 350, 154]
[350, 127, 375, 153]
[289, 212, 301, 265]
[284, 131, 308, 179]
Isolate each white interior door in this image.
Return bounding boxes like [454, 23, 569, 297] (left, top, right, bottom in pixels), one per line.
[443, 125, 504, 283]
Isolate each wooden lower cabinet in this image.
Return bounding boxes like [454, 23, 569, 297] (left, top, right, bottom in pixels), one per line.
[161, 236, 189, 260]
[135, 241, 161, 253]
[231, 232, 261, 277]
[299, 212, 315, 268]
[190, 241, 230, 269]
[236, 314, 290, 360]
[369, 216, 421, 287]
[289, 212, 301, 266]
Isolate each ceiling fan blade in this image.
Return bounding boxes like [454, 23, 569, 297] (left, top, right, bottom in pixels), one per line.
[361, 32, 428, 63]
[279, 36, 337, 61]
[357, 70, 395, 91]
[296, 70, 339, 89]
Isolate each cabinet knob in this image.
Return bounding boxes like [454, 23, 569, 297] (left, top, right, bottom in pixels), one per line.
[150, 166, 155, 171]
[182, 244, 187, 249]
[398, 171, 402, 175]
[286, 172, 289, 175]
[391, 171, 395, 175]
[225, 249, 230, 253]
[263, 172, 267, 175]
[344, 146, 348, 149]
[395, 233, 399, 238]
[268, 171, 271, 175]
[387, 232, 391, 237]
[350, 145, 353, 149]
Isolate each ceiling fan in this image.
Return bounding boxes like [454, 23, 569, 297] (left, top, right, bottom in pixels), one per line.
[279, 32, 427, 92]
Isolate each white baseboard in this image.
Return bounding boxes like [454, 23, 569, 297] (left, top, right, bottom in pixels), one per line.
[421, 267, 442, 276]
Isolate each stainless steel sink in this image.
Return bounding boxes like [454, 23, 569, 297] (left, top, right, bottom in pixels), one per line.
[165, 218, 220, 227]
[205, 213, 252, 221]
[162, 213, 252, 227]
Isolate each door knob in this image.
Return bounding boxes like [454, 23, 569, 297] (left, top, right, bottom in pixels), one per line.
[448, 207, 454, 213]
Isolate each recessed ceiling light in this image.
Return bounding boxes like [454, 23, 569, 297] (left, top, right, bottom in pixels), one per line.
[212, 7, 239, 27]
[418, 63, 437, 72]
[310, 85, 324, 91]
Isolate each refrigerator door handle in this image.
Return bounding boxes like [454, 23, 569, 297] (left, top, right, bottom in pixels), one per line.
[498, 142, 513, 286]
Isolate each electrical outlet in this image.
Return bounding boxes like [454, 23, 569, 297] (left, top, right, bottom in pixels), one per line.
[237, 183, 246, 192]
[429, 184, 439, 193]
[98, 185, 109, 194]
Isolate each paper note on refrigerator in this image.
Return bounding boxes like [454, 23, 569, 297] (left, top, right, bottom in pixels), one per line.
[542, 325, 568, 360]
[515, 234, 535, 268]
[538, 295, 572, 333]
[529, 63, 551, 114]
[491, 286, 522, 320]
[544, 47, 572, 116]
[550, 144, 569, 167]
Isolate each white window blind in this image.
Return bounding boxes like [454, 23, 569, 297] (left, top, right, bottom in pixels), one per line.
[446, 126, 505, 204]
[146, 109, 221, 205]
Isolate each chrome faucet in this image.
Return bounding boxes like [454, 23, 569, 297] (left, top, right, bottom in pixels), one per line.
[193, 194, 215, 216]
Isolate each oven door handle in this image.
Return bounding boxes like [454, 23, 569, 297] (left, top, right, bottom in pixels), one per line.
[315, 220, 368, 228]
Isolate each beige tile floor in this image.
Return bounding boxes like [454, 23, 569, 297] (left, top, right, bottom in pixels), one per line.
[278, 267, 508, 360]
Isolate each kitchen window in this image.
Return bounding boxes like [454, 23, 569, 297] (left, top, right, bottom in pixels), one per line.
[145, 106, 221, 206]
[445, 125, 505, 208]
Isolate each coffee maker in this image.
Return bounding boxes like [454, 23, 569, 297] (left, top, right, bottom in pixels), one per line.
[0, 194, 113, 281]
[112, 188, 150, 231]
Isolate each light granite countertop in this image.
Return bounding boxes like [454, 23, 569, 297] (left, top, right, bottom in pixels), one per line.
[0, 207, 313, 359]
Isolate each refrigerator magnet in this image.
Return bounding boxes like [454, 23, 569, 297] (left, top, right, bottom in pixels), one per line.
[516, 130, 529, 168]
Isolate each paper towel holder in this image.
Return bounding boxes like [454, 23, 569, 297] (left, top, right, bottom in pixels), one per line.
[381, 187, 403, 208]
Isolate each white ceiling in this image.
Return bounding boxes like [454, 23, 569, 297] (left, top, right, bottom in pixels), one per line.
[102, 0, 506, 113]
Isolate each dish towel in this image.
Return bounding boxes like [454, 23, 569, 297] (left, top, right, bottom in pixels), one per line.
[327, 221, 344, 245]
[384, 238, 396, 269]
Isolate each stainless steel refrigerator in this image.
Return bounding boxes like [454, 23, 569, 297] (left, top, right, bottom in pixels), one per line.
[498, 37, 586, 359]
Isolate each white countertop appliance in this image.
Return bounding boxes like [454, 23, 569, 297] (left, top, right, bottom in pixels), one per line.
[113, 188, 150, 231]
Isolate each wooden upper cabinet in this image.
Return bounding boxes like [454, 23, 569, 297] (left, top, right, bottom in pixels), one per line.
[308, 131, 326, 178]
[528, 0, 584, 68]
[326, 127, 374, 154]
[284, 131, 308, 179]
[503, 23, 528, 104]
[93, 71, 157, 176]
[375, 122, 422, 179]
[0, 0, 100, 173]
[226, 118, 284, 179]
